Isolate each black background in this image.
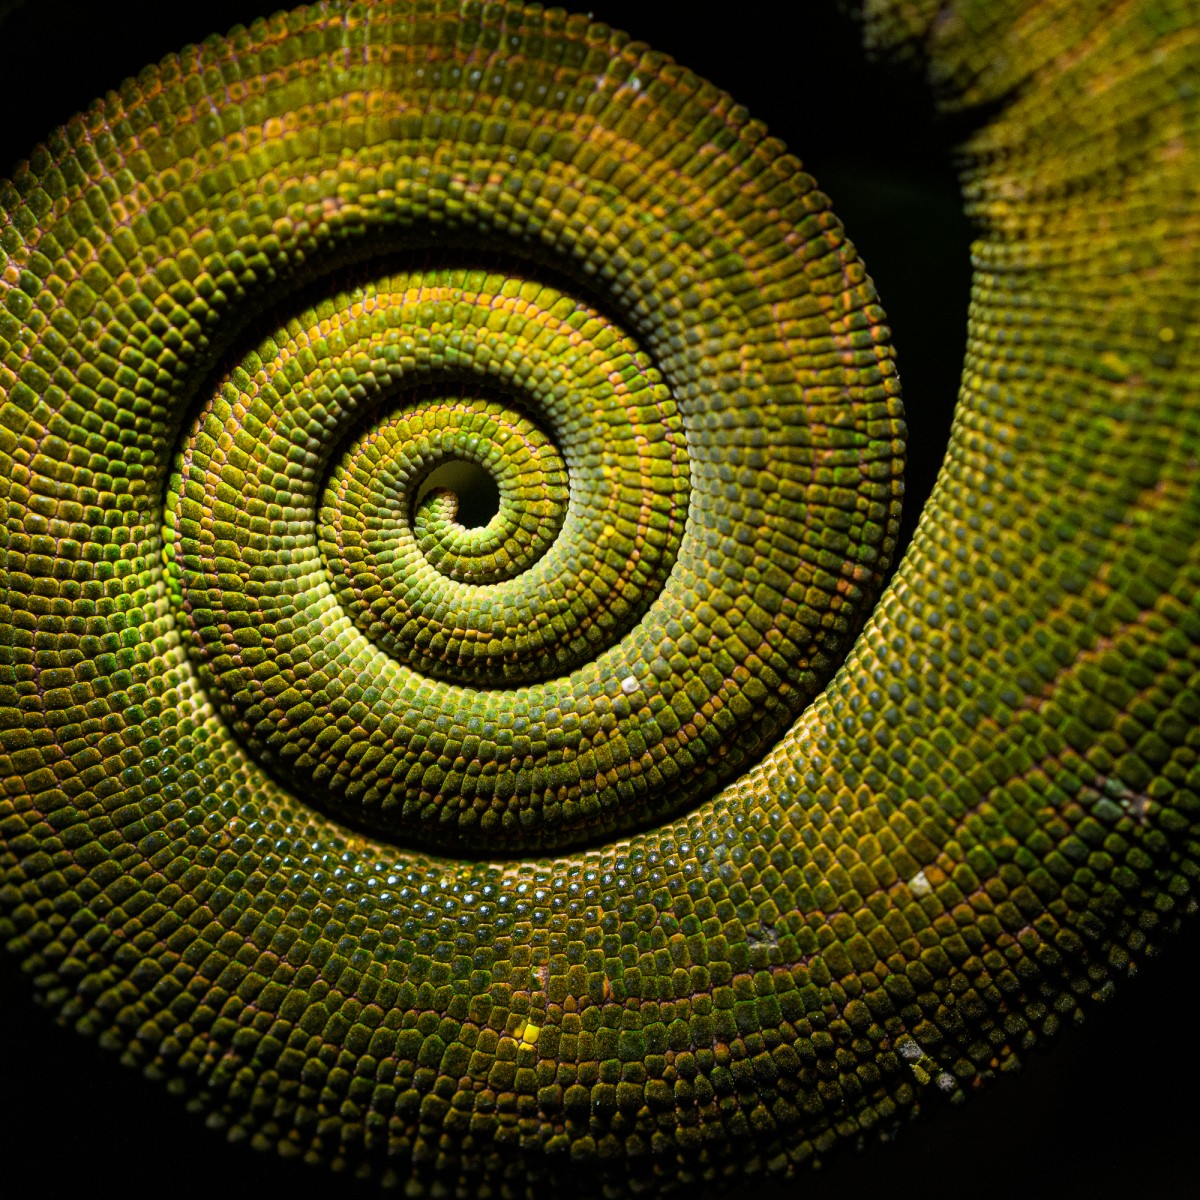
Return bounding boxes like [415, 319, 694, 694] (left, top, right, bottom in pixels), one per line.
[0, 2, 1197, 1197]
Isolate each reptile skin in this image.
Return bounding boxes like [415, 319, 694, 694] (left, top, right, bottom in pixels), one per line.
[1, 1, 1198, 1196]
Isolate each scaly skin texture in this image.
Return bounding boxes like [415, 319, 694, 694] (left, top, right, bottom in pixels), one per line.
[1, 2, 1198, 1196]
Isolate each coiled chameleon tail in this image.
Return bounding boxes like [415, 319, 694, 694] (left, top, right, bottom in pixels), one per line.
[1, 1, 1197, 1196]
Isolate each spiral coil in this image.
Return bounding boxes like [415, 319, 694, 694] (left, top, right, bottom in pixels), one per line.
[4, 1, 1198, 1196]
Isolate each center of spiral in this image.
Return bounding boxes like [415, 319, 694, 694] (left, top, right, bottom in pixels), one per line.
[319, 389, 581, 677]
[417, 459, 501, 529]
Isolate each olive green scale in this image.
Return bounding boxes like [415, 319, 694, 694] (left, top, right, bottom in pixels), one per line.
[0, 1, 1198, 1196]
